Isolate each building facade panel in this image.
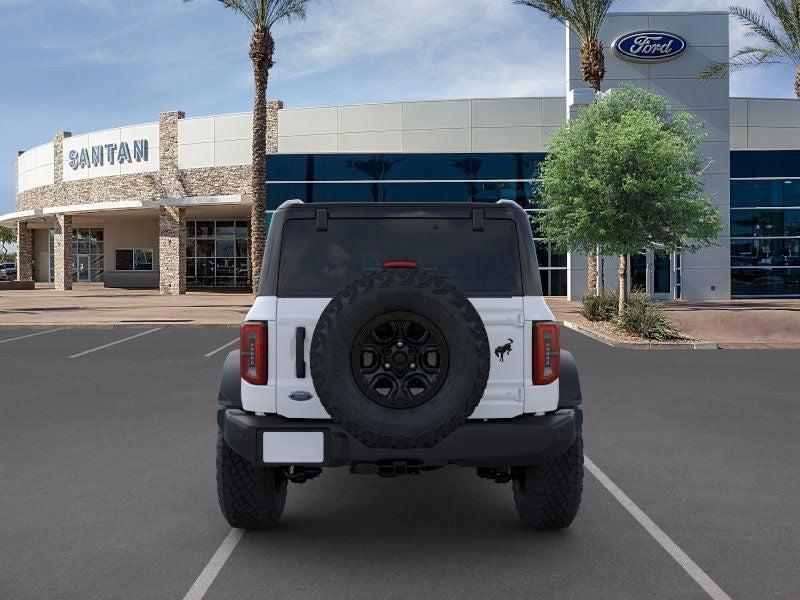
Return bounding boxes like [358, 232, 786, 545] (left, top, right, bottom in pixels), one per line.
[214, 113, 252, 143]
[278, 107, 338, 137]
[402, 128, 472, 153]
[541, 98, 566, 127]
[471, 98, 542, 128]
[402, 100, 472, 130]
[337, 130, 404, 153]
[337, 102, 403, 133]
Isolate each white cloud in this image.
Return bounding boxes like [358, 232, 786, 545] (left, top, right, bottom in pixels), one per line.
[268, 0, 566, 102]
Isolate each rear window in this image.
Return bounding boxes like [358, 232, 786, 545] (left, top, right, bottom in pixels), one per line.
[277, 218, 523, 297]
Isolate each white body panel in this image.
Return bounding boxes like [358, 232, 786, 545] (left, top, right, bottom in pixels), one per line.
[242, 295, 558, 418]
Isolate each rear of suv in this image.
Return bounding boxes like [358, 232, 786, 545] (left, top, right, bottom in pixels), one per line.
[217, 200, 583, 529]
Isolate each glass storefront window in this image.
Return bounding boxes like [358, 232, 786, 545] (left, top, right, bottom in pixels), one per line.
[732, 268, 800, 296]
[265, 152, 546, 183]
[187, 220, 251, 288]
[730, 150, 800, 297]
[72, 228, 104, 283]
[753, 180, 783, 207]
[114, 248, 152, 271]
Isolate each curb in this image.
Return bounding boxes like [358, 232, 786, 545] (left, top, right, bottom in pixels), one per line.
[562, 321, 719, 350]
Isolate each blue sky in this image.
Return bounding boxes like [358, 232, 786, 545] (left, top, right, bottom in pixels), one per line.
[1, 0, 797, 215]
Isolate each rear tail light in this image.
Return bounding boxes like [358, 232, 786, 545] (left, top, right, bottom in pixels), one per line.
[240, 322, 268, 385]
[533, 322, 560, 385]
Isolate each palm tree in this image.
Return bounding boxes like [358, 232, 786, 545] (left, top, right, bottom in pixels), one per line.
[515, 0, 616, 296]
[699, 3, 800, 101]
[451, 157, 483, 202]
[184, 0, 313, 293]
[347, 156, 406, 202]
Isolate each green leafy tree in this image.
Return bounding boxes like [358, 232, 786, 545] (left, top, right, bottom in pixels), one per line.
[184, 0, 313, 293]
[699, 2, 800, 100]
[514, 0, 616, 294]
[0, 226, 15, 263]
[536, 85, 722, 313]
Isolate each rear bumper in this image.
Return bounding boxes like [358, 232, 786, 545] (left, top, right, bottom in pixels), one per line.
[218, 408, 581, 468]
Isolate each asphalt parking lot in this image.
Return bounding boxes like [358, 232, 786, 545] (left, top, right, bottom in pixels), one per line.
[1, 327, 799, 600]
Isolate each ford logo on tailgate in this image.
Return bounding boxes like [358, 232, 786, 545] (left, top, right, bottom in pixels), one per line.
[289, 391, 313, 402]
[613, 31, 686, 63]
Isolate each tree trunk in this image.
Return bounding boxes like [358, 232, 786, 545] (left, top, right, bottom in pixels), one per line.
[618, 254, 628, 314]
[598, 248, 605, 293]
[795, 67, 800, 102]
[581, 39, 603, 296]
[249, 29, 275, 294]
[580, 40, 605, 92]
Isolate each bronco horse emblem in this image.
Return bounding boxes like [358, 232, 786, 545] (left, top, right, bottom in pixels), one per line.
[494, 339, 513, 362]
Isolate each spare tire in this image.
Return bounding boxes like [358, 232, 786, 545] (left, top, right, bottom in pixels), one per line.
[310, 269, 490, 449]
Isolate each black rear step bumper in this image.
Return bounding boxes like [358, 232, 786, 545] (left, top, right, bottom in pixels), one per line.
[218, 407, 582, 469]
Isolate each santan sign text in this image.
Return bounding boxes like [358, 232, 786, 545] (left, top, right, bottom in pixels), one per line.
[68, 139, 149, 170]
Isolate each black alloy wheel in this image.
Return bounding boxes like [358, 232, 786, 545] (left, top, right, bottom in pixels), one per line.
[351, 311, 449, 409]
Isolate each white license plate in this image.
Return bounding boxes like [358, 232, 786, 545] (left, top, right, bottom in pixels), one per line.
[262, 431, 324, 464]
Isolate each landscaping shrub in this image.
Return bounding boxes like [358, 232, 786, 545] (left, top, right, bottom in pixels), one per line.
[614, 293, 684, 341]
[579, 290, 619, 322]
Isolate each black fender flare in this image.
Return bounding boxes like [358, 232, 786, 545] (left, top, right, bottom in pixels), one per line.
[558, 350, 582, 408]
[217, 350, 242, 427]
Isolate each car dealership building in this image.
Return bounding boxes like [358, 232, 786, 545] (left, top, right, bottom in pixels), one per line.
[3, 10, 800, 300]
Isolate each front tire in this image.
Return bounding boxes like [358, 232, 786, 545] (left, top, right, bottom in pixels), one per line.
[512, 433, 584, 529]
[216, 431, 288, 529]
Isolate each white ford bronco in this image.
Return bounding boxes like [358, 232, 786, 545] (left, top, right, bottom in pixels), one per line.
[217, 200, 583, 529]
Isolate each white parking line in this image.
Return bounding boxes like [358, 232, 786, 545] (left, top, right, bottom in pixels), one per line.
[0, 328, 63, 344]
[182, 528, 244, 600]
[205, 338, 239, 358]
[68, 328, 162, 359]
[585, 455, 733, 600]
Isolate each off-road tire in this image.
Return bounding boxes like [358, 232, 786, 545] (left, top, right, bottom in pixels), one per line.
[216, 431, 288, 529]
[511, 432, 584, 529]
[310, 268, 490, 450]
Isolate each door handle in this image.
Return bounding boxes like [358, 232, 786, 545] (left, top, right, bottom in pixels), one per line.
[296, 327, 306, 378]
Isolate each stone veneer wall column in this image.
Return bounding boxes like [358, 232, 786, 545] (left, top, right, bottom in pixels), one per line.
[53, 214, 73, 291]
[16, 221, 33, 282]
[158, 111, 186, 295]
[158, 206, 186, 295]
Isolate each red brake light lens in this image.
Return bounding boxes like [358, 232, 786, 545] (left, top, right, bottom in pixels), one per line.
[533, 322, 560, 385]
[383, 259, 418, 269]
[240, 322, 267, 385]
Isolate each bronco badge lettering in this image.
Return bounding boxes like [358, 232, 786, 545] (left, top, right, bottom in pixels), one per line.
[495, 339, 513, 362]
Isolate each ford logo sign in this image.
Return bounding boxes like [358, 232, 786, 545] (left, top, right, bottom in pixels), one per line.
[289, 391, 313, 402]
[613, 31, 687, 63]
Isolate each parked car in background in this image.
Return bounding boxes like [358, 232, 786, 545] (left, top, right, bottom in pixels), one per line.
[0, 262, 16, 281]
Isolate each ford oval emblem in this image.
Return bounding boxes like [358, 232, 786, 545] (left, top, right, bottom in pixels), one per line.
[613, 31, 687, 63]
[289, 391, 313, 402]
